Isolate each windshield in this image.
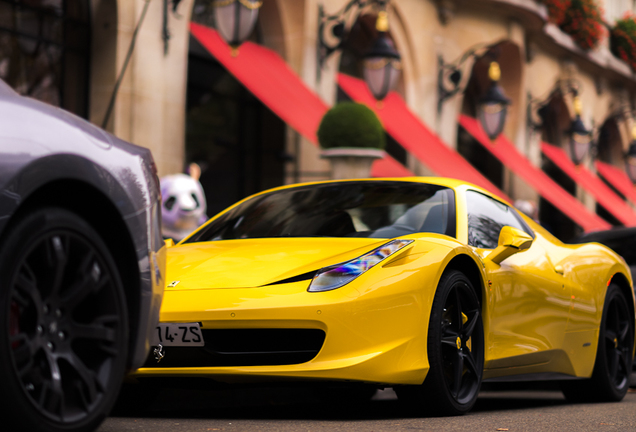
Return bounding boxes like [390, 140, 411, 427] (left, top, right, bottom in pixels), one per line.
[186, 181, 455, 242]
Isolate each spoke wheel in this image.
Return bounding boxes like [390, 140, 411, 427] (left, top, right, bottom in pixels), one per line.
[561, 284, 633, 403]
[603, 290, 632, 391]
[396, 270, 483, 416]
[0, 208, 128, 432]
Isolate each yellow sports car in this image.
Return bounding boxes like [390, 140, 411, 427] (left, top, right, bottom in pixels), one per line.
[134, 178, 635, 415]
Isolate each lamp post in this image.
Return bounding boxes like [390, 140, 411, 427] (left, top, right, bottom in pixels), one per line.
[568, 94, 592, 165]
[318, 0, 401, 101]
[213, 0, 263, 49]
[627, 127, 636, 183]
[478, 61, 510, 141]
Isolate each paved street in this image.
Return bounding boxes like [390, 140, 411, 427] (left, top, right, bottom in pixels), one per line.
[101, 384, 636, 432]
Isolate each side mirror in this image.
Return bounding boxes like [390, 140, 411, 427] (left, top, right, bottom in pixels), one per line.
[164, 238, 175, 248]
[486, 226, 533, 265]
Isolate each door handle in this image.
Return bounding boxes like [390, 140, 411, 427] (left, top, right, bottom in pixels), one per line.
[554, 265, 564, 275]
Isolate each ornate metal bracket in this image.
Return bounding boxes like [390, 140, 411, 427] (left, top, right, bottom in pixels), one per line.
[437, 43, 493, 114]
[163, 0, 184, 55]
[316, 0, 387, 81]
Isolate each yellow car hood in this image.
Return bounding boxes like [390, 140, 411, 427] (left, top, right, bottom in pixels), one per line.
[166, 237, 390, 290]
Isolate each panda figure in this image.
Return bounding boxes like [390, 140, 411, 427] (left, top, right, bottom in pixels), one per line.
[160, 163, 207, 241]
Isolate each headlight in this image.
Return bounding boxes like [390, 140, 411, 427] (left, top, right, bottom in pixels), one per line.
[308, 239, 414, 292]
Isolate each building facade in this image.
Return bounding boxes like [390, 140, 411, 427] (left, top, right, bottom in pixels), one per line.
[2, 0, 636, 240]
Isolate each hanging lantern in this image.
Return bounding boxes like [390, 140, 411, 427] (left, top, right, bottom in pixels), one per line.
[478, 61, 510, 141]
[213, 0, 262, 47]
[363, 11, 401, 101]
[568, 95, 592, 165]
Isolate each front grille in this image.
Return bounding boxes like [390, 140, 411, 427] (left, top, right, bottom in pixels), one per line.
[143, 328, 326, 367]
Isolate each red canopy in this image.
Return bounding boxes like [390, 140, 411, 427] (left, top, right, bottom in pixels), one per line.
[595, 161, 636, 205]
[337, 73, 509, 200]
[189, 23, 411, 177]
[541, 143, 636, 226]
[459, 115, 611, 232]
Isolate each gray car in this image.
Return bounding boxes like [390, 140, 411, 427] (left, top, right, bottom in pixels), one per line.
[0, 79, 165, 432]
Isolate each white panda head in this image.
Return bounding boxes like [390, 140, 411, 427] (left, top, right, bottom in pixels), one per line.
[160, 167, 207, 241]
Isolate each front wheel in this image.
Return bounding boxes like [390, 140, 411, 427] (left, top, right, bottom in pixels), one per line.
[396, 270, 484, 416]
[561, 284, 633, 403]
[0, 208, 129, 432]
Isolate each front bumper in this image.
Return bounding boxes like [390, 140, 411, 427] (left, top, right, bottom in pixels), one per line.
[133, 265, 440, 385]
[127, 164, 166, 370]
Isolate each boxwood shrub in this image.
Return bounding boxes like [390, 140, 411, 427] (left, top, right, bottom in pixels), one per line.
[318, 102, 386, 150]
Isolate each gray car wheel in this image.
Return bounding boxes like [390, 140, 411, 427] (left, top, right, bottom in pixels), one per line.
[0, 207, 128, 432]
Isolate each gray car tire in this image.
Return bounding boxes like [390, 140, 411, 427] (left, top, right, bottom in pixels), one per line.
[0, 207, 128, 432]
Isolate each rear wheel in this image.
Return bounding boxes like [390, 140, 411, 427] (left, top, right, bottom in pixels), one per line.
[0, 208, 128, 432]
[561, 284, 633, 403]
[396, 270, 483, 416]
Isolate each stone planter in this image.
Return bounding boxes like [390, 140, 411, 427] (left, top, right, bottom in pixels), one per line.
[320, 147, 386, 180]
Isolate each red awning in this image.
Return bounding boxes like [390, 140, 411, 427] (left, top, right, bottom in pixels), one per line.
[542, 143, 636, 226]
[189, 23, 411, 177]
[595, 161, 636, 205]
[459, 115, 611, 232]
[337, 73, 509, 201]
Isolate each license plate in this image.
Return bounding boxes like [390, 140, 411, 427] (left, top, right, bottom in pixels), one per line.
[151, 323, 205, 347]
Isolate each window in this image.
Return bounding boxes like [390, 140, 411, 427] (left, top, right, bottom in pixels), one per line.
[466, 190, 531, 249]
[0, 0, 90, 117]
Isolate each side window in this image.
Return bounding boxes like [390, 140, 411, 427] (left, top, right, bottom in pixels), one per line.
[466, 191, 528, 249]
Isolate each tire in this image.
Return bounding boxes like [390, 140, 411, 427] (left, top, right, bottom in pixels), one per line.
[396, 270, 484, 416]
[561, 284, 633, 403]
[0, 207, 129, 432]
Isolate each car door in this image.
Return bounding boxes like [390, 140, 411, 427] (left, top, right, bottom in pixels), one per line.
[465, 190, 571, 369]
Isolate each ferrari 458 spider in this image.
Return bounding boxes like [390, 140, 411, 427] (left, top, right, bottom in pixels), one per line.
[134, 178, 635, 415]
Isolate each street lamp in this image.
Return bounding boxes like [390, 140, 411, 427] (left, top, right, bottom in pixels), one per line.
[527, 80, 592, 164]
[362, 12, 401, 100]
[626, 127, 636, 183]
[318, 0, 401, 100]
[437, 45, 510, 140]
[478, 61, 510, 141]
[567, 93, 592, 165]
[213, 0, 263, 48]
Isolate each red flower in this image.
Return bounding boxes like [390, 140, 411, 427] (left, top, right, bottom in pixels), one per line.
[611, 14, 636, 70]
[542, 0, 604, 50]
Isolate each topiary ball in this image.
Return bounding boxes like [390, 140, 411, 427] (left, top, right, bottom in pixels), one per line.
[317, 102, 386, 150]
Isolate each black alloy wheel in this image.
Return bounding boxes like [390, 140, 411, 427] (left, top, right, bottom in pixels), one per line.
[0, 208, 128, 432]
[561, 283, 633, 403]
[396, 270, 484, 416]
[602, 287, 633, 392]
